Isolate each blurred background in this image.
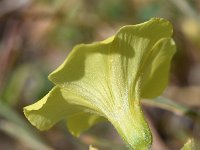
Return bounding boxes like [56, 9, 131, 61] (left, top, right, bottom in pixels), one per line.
[0, 0, 200, 149]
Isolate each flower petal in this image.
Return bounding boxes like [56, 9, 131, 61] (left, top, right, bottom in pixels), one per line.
[24, 86, 104, 135]
[24, 18, 176, 149]
[141, 38, 176, 98]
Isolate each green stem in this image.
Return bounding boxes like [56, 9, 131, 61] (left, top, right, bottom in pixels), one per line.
[142, 96, 200, 121]
[108, 100, 152, 150]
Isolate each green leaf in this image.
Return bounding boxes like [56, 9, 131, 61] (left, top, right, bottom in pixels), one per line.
[24, 18, 176, 149]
